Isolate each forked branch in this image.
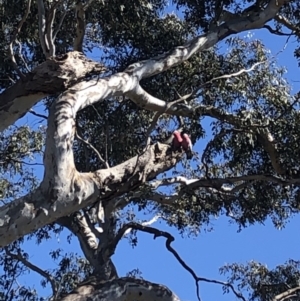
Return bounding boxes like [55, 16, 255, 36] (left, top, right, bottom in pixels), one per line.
[109, 222, 246, 301]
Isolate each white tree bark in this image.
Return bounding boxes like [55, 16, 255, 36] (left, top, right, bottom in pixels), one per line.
[0, 0, 288, 248]
[59, 277, 181, 301]
[0, 0, 286, 133]
[0, 1, 290, 300]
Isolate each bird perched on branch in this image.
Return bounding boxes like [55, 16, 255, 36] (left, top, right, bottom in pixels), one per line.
[171, 130, 193, 159]
[181, 132, 193, 159]
[172, 130, 183, 150]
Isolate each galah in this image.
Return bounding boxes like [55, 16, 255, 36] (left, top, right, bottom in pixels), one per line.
[172, 130, 183, 150]
[181, 133, 193, 159]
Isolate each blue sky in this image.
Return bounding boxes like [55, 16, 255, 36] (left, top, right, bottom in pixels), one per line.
[5, 8, 300, 301]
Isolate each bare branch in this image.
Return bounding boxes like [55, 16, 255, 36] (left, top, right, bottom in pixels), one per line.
[5, 248, 58, 298]
[199, 61, 267, 88]
[76, 130, 110, 169]
[53, 10, 67, 41]
[0, 142, 182, 247]
[148, 172, 297, 207]
[263, 24, 292, 36]
[109, 223, 246, 301]
[0, 0, 287, 132]
[0, 51, 106, 133]
[29, 109, 48, 119]
[8, 0, 32, 80]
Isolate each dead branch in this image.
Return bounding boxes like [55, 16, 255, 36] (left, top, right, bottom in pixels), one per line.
[109, 223, 246, 301]
[76, 130, 110, 169]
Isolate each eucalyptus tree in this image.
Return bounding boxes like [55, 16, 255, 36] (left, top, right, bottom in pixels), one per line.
[1, 0, 300, 300]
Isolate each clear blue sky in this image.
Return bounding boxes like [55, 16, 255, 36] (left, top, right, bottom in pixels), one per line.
[9, 9, 300, 301]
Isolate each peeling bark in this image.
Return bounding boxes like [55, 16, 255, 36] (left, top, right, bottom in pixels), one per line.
[0, 51, 106, 132]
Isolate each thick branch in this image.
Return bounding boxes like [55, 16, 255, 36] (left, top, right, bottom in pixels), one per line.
[0, 51, 106, 132]
[59, 277, 181, 301]
[0, 142, 182, 247]
[57, 213, 99, 267]
[58, 210, 119, 281]
[0, 0, 287, 133]
[146, 173, 298, 207]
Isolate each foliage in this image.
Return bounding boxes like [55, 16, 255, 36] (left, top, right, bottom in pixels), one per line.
[1, 0, 300, 300]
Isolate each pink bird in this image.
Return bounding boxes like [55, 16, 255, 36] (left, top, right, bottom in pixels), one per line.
[181, 133, 193, 159]
[172, 130, 183, 150]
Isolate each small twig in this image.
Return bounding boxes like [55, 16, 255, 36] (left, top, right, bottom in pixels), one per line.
[76, 130, 109, 169]
[5, 248, 58, 298]
[29, 109, 48, 119]
[200, 61, 266, 88]
[263, 24, 292, 36]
